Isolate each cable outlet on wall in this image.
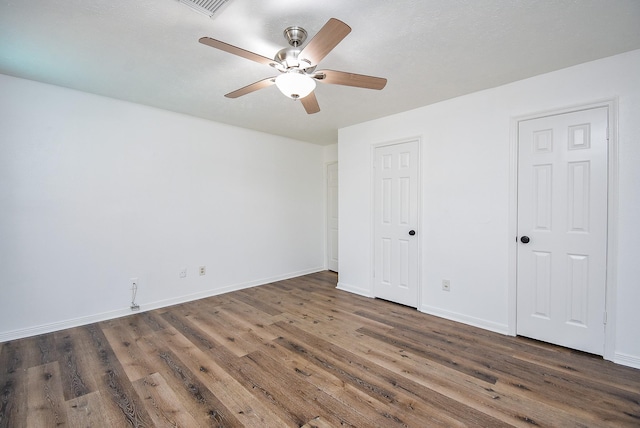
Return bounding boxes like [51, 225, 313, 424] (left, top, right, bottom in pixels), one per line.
[442, 279, 451, 292]
[179, 268, 187, 278]
[199, 266, 206, 276]
[130, 277, 140, 311]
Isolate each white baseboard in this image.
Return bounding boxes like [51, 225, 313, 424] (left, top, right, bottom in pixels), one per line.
[0, 266, 325, 343]
[613, 352, 640, 370]
[336, 281, 374, 298]
[0, 308, 134, 344]
[420, 304, 509, 335]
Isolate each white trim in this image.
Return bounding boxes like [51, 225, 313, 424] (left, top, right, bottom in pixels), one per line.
[603, 100, 619, 363]
[0, 266, 325, 343]
[336, 281, 374, 298]
[370, 137, 423, 308]
[508, 99, 618, 360]
[325, 161, 339, 272]
[420, 304, 509, 335]
[507, 112, 519, 336]
[613, 352, 640, 370]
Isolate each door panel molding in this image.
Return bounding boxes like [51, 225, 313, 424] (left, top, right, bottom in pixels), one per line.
[508, 99, 618, 361]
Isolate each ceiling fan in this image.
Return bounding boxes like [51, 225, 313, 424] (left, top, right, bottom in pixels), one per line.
[199, 18, 387, 114]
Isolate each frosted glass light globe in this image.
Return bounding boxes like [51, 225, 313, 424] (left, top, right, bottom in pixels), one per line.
[275, 71, 316, 99]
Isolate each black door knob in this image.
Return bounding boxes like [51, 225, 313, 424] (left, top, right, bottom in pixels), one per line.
[520, 236, 530, 244]
[409, 230, 416, 236]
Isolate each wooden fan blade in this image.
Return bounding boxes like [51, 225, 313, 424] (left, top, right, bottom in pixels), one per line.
[225, 77, 276, 98]
[301, 92, 320, 114]
[299, 18, 351, 66]
[199, 37, 277, 67]
[315, 69, 387, 90]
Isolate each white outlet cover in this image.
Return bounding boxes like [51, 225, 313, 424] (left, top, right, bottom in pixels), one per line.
[179, 268, 187, 278]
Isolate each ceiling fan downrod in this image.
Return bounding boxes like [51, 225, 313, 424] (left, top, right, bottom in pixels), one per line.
[274, 26, 314, 71]
[283, 26, 307, 47]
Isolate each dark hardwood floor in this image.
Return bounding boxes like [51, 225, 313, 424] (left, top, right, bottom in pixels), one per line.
[1, 271, 639, 427]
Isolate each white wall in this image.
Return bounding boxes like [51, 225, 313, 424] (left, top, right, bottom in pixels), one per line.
[338, 49, 640, 368]
[0, 74, 325, 341]
[323, 144, 338, 164]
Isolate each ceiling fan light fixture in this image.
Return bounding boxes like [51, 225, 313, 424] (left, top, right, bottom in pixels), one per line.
[200, 18, 384, 114]
[275, 71, 316, 99]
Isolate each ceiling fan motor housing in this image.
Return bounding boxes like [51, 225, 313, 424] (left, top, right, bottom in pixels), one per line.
[274, 47, 313, 70]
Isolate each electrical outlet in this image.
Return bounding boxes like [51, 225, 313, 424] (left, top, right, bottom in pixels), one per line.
[199, 266, 206, 276]
[442, 279, 451, 291]
[179, 268, 187, 278]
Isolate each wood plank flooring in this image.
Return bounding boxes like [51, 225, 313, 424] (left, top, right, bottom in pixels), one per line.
[1, 271, 639, 427]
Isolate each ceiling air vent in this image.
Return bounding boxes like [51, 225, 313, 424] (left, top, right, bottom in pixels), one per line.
[178, 0, 232, 18]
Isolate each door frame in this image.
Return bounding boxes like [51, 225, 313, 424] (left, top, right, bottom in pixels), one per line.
[507, 99, 618, 361]
[370, 137, 422, 306]
[326, 161, 339, 272]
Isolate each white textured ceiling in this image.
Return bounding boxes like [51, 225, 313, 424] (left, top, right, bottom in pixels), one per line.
[1, 0, 639, 145]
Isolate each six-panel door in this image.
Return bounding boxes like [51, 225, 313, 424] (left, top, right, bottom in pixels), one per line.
[517, 107, 608, 355]
[374, 140, 419, 308]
